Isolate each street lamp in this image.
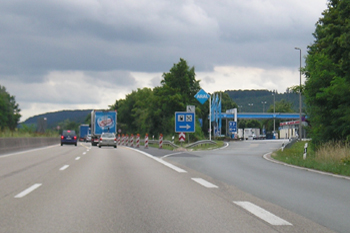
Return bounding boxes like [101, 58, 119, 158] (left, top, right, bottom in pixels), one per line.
[295, 47, 302, 140]
[272, 93, 275, 133]
[261, 101, 267, 113]
[248, 103, 253, 112]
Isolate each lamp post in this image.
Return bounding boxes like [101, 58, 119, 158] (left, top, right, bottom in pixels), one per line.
[272, 93, 275, 133]
[248, 103, 253, 112]
[261, 101, 267, 113]
[295, 47, 302, 140]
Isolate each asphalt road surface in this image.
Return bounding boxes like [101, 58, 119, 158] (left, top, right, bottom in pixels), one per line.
[0, 141, 346, 232]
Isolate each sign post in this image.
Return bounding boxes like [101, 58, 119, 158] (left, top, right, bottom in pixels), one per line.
[194, 89, 211, 140]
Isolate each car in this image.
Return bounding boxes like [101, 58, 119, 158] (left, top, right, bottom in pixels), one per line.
[98, 132, 117, 148]
[86, 133, 92, 142]
[61, 130, 77, 146]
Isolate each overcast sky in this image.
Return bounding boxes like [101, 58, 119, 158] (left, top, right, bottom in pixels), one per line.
[0, 0, 328, 122]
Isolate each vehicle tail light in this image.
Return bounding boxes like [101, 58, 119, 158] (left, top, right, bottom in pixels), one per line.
[74, 136, 77, 140]
[61, 136, 64, 140]
[100, 138, 102, 141]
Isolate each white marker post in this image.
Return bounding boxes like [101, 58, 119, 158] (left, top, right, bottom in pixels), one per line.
[303, 143, 308, 160]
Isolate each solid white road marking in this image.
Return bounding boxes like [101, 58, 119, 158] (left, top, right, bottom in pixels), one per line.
[75, 157, 80, 160]
[59, 165, 69, 171]
[127, 148, 187, 173]
[233, 201, 292, 226]
[14, 183, 42, 198]
[191, 178, 218, 188]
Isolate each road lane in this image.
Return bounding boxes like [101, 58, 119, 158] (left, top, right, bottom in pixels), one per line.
[163, 140, 350, 233]
[0, 142, 337, 232]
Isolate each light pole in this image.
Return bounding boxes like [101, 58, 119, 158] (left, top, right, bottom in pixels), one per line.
[272, 93, 275, 133]
[248, 103, 253, 112]
[261, 101, 267, 113]
[295, 47, 302, 140]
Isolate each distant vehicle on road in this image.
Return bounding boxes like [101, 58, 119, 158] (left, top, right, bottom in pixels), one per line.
[98, 132, 117, 148]
[79, 124, 89, 141]
[86, 133, 92, 142]
[61, 130, 77, 146]
[90, 110, 117, 146]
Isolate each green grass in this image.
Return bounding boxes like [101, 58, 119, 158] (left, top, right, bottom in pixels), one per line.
[272, 141, 350, 176]
[0, 128, 59, 138]
[140, 140, 224, 151]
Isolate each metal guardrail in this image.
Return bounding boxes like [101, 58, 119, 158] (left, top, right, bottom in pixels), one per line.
[185, 140, 217, 148]
[140, 140, 179, 148]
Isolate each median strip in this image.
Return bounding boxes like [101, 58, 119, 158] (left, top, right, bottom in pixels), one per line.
[14, 183, 42, 198]
[233, 201, 292, 226]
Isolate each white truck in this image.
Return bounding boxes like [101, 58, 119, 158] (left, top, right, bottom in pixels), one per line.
[244, 128, 260, 140]
[90, 110, 117, 146]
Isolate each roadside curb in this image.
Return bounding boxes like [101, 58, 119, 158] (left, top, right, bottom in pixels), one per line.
[263, 152, 350, 181]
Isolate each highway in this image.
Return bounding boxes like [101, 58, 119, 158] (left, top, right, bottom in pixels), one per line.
[0, 141, 346, 232]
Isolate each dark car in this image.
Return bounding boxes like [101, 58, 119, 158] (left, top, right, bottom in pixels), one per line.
[61, 130, 77, 146]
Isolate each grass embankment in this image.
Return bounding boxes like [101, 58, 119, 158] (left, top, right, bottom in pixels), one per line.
[272, 141, 350, 176]
[0, 129, 58, 138]
[145, 140, 225, 151]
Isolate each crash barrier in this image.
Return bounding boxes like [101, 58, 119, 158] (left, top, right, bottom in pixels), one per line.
[0, 137, 60, 155]
[185, 140, 217, 148]
[117, 134, 121, 145]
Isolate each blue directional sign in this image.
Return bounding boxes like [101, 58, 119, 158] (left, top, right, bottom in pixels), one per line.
[175, 112, 195, 133]
[194, 89, 210, 105]
[229, 121, 237, 133]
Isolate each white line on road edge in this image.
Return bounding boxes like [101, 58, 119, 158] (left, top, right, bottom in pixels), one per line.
[14, 183, 42, 198]
[75, 157, 80, 160]
[59, 165, 69, 171]
[127, 147, 187, 173]
[191, 178, 218, 188]
[263, 153, 350, 181]
[233, 201, 292, 226]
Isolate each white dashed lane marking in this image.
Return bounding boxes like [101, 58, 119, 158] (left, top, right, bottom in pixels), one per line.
[191, 178, 218, 188]
[234, 201, 292, 226]
[14, 183, 42, 198]
[59, 165, 69, 171]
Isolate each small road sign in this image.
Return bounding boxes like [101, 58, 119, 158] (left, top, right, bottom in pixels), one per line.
[229, 121, 237, 133]
[194, 89, 210, 105]
[187, 105, 195, 112]
[179, 132, 185, 142]
[175, 112, 195, 133]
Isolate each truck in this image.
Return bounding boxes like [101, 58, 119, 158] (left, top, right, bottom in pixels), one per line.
[244, 128, 261, 140]
[90, 110, 117, 146]
[79, 124, 89, 142]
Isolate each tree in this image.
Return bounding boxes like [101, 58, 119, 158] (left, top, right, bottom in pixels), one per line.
[304, 0, 350, 144]
[0, 85, 21, 130]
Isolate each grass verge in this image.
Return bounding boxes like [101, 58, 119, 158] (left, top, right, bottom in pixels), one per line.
[272, 141, 350, 177]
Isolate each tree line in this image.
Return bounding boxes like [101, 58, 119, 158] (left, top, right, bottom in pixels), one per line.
[109, 58, 237, 139]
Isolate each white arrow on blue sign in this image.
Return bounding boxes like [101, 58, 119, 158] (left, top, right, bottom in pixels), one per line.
[194, 89, 210, 105]
[229, 121, 237, 133]
[175, 112, 195, 133]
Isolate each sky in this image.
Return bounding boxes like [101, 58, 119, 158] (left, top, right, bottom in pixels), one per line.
[0, 0, 328, 122]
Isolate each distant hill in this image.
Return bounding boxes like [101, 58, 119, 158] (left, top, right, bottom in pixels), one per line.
[225, 89, 304, 113]
[22, 110, 92, 129]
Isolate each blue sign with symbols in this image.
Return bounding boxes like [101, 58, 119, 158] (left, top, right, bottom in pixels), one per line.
[175, 112, 195, 133]
[194, 89, 210, 105]
[229, 121, 237, 133]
